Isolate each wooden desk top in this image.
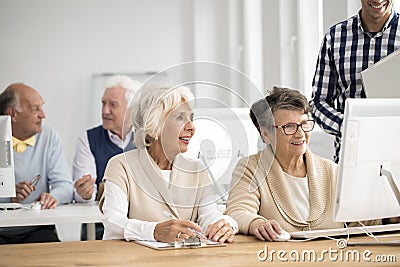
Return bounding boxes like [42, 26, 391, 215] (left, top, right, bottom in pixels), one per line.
[1, 234, 399, 266]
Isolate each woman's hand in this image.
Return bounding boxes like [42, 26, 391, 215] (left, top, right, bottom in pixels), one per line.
[249, 218, 283, 241]
[154, 219, 202, 243]
[205, 219, 235, 243]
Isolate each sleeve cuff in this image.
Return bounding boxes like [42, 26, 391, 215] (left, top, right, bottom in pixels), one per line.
[219, 215, 239, 234]
[73, 188, 96, 203]
[123, 220, 158, 242]
[143, 221, 158, 241]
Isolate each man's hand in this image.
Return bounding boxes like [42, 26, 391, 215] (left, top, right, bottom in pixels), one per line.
[74, 174, 96, 200]
[11, 181, 35, 203]
[38, 192, 58, 209]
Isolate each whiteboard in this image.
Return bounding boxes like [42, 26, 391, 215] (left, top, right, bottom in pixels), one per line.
[91, 72, 165, 127]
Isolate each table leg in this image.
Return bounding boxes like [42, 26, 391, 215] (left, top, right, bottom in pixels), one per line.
[55, 223, 81, 242]
[87, 223, 96, 240]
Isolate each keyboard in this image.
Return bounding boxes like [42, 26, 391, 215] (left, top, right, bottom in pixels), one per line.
[290, 223, 400, 239]
[0, 203, 24, 210]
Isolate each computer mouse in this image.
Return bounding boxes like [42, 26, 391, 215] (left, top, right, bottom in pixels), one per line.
[274, 230, 290, 242]
[30, 201, 42, 210]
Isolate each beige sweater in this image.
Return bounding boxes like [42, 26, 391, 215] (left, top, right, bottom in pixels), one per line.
[224, 147, 380, 234]
[99, 148, 219, 225]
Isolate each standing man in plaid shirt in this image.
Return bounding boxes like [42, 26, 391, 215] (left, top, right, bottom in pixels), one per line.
[310, 0, 400, 163]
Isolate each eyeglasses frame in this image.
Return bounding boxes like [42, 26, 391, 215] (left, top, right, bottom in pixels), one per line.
[273, 119, 315, 135]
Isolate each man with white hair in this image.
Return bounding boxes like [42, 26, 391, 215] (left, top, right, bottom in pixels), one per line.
[72, 75, 140, 239]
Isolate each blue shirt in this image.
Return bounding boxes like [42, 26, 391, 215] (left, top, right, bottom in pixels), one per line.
[0, 125, 73, 236]
[310, 9, 400, 162]
[0, 125, 73, 204]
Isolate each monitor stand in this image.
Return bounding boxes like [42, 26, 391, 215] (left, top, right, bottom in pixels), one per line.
[346, 165, 400, 247]
[380, 165, 400, 205]
[198, 152, 227, 203]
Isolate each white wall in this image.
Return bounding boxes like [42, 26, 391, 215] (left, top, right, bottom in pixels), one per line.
[0, 0, 367, 165]
[260, 0, 361, 161]
[261, 0, 280, 93]
[0, 0, 195, 164]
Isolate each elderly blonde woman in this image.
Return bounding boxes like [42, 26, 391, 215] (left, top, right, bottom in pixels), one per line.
[100, 84, 237, 243]
[224, 87, 379, 241]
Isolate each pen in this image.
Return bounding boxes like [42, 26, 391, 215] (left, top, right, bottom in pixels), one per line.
[30, 174, 41, 187]
[28, 201, 40, 210]
[162, 211, 178, 220]
[188, 227, 208, 240]
[162, 211, 207, 240]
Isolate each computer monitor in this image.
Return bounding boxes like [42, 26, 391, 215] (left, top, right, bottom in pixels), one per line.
[0, 115, 15, 198]
[334, 98, 400, 222]
[183, 108, 264, 201]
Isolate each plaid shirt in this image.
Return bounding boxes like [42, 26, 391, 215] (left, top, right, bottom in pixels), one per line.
[310, 9, 400, 162]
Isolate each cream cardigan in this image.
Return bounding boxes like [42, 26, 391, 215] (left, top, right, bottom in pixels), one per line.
[100, 148, 225, 226]
[224, 147, 380, 234]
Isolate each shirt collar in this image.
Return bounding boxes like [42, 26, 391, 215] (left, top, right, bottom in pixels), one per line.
[12, 135, 36, 147]
[357, 8, 396, 33]
[107, 128, 133, 149]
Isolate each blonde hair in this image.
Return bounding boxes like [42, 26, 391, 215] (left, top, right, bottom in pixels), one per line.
[132, 83, 194, 147]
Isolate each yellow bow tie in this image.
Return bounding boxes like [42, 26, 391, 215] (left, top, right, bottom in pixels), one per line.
[12, 136, 36, 154]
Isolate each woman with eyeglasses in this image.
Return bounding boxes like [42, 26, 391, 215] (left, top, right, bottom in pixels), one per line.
[224, 86, 379, 241]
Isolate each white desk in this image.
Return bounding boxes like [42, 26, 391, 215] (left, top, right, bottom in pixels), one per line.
[0, 202, 103, 241]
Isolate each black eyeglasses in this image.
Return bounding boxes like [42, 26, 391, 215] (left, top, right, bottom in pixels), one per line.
[273, 120, 315, 135]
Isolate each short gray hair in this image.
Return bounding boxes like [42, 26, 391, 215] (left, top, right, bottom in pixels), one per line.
[0, 83, 23, 115]
[105, 75, 141, 105]
[250, 86, 310, 136]
[132, 82, 194, 147]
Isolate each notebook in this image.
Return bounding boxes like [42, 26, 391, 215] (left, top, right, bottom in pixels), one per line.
[361, 48, 400, 98]
[290, 223, 400, 239]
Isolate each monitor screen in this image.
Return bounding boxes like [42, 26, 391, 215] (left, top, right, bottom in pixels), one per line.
[183, 108, 264, 201]
[0, 115, 15, 198]
[334, 98, 400, 222]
